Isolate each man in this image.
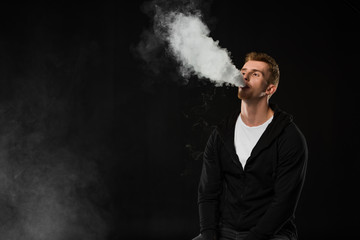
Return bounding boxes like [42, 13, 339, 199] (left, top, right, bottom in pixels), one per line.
[193, 52, 308, 240]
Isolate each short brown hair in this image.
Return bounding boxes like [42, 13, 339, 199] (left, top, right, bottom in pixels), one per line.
[245, 52, 280, 86]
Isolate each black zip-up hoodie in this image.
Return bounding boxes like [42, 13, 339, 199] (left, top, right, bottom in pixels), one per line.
[198, 103, 308, 240]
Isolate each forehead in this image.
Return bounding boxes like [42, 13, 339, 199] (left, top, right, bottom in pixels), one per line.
[242, 60, 270, 72]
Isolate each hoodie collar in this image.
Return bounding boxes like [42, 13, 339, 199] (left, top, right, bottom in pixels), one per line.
[216, 102, 293, 168]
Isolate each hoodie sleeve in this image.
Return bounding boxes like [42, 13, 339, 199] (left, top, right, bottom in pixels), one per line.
[244, 123, 308, 240]
[197, 128, 223, 239]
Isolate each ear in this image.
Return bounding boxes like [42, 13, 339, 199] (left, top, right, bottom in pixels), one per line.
[266, 84, 277, 96]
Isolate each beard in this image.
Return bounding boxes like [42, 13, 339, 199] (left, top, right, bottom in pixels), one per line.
[237, 86, 268, 100]
[237, 87, 252, 100]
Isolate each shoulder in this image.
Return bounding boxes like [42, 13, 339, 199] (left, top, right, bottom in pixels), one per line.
[216, 108, 241, 133]
[278, 122, 308, 153]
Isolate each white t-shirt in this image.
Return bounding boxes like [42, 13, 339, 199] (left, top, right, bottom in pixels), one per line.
[234, 114, 274, 168]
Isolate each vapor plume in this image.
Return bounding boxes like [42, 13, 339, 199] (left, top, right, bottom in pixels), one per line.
[136, 0, 245, 87]
[0, 44, 110, 240]
[159, 11, 245, 87]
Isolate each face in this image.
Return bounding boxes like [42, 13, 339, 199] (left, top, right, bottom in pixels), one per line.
[238, 60, 276, 100]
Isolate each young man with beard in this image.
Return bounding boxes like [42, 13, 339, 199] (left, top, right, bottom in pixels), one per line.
[193, 52, 308, 240]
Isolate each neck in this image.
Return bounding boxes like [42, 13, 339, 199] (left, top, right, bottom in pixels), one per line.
[240, 98, 274, 127]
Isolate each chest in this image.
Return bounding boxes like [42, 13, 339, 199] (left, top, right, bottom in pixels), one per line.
[219, 138, 279, 180]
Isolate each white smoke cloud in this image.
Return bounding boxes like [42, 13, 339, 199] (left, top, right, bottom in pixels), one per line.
[156, 10, 245, 87]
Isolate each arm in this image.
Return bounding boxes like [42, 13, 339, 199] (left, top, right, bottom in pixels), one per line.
[197, 128, 223, 240]
[245, 124, 308, 240]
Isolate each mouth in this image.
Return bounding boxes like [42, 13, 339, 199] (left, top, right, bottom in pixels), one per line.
[240, 85, 250, 89]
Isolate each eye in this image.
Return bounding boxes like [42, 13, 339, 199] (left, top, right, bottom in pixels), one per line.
[241, 71, 245, 75]
[253, 72, 259, 77]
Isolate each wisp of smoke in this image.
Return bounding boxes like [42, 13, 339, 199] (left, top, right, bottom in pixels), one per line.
[156, 10, 245, 87]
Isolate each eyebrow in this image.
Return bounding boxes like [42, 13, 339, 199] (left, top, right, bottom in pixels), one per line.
[241, 68, 265, 76]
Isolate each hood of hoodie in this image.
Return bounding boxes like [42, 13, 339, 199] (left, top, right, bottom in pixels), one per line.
[215, 103, 294, 164]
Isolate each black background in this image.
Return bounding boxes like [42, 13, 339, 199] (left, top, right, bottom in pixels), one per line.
[0, 1, 359, 240]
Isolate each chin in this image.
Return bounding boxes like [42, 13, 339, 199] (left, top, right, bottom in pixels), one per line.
[237, 92, 250, 100]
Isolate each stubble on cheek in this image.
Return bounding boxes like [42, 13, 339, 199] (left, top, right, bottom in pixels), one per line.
[237, 87, 247, 99]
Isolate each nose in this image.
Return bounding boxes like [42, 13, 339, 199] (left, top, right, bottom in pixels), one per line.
[243, 72, 250, 82]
